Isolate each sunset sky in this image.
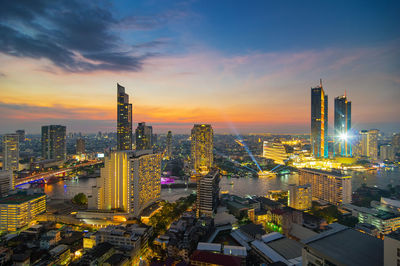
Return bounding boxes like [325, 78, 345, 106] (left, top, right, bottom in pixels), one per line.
[0, 0, 399, 134]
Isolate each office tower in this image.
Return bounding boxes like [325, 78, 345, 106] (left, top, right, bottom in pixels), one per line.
[76, 138, 85, 154]
[117, 83, 133, 151]
[359, 130, 369, 157]
[191, 124, 213, 176]
[368, 129, 379, 161]
[288, 184, 312, 210]
[41, 125, 66, 161]
[392, 133, 400, 154]
[94, 150, 161, 217]
[311, 81, 328, 158]
[166, 131, 172, 159]
[196, 169, 220, 217]
[135, 122, 153, 151]
[262, 141, 288, 165]
[0, 170, 13, 197]
[298, 168, 352, 205]
[334, 94, 352, 157]
[0, 191, 46, 232]
[380, 144, 395, 161]
[2, 134, 19, 171]
[15, 130, 25, 143]
[153, 133, 158, 146]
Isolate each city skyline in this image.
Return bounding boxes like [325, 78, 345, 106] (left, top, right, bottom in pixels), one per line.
[0, 1, 399, 134]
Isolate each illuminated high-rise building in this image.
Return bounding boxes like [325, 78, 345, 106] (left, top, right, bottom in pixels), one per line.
[298, 168, 352, 205]
[117, 83, 133, 151]
[2, 134, 19, 172]
[288, 184, 312, 210]
[166, 131, 172, 159]
[334, 94, 352, 157]
[41, 125, 66, 161]
[76, 138, 85, 154]
[359, 130, 369, 157]
[262, 141, 288, 165]
[311, 81, 328, 158]
[191, 124, 213, 176]
[197, 169, 220, 217]
[0, 170, 13, 197]
[367, 129, 379, 161]
[94, 150, 161, 217]
[392, 133, 400, 155]
[135, 122, 153, 151]
[380, 144, 395, 161]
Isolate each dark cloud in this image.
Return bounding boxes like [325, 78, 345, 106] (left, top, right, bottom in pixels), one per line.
[0, 0, 167, 72]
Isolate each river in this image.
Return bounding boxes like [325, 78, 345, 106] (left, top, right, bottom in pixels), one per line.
[37, 167, 400, 202]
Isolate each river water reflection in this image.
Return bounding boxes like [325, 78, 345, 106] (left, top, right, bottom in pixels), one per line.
[41, 168, 399, 202]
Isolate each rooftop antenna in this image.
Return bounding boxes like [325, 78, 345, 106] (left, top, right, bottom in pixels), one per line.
[344, 88, 347, 97]
[320, 78, 323, 88]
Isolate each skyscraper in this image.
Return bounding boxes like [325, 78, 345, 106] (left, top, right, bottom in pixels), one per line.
[367, 129, 379, 161]
[191, 124, 213, 176]
[135, 122, 153, 151]
[392, 133, 400, 155]
[196, 169, 220, 217]
[117, 83, 133, 151]
[334, 94, 352, 157]
[166, 131, 172, 159]
[2, 134, 19, 171]
[76, 138, 85, 154]
[311, 81, 328, 158]
[93, 150, 161, 217]
[0, 170, 13, 197]
[41, 125, 66, 161]
[15, 130, 25, 143]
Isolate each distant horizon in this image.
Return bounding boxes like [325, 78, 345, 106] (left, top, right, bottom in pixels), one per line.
[1, 1, 399, 135]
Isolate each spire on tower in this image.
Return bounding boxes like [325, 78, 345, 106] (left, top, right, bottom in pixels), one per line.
[320, 78, 323, 88]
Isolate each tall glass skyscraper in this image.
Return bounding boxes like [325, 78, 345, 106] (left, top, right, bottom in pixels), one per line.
[311, 82, 328, 158]
[117, 83, 133, 151]
[334, 94, 352, 157]
[41, 125, 66, 161]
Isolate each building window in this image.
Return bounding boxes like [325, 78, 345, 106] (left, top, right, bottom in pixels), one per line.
[398, 248, 400, 257]
[397, 259, 400, 266]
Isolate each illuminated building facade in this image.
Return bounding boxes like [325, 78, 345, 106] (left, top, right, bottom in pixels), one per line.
[2, 134, 19, 171]
[298, 168, 352, 205]
[368, 129, 379, 161]
[262, 141, 288, 165]
[76, 138, 85, 154]
[288, 184, 312, 210]
[311, 82, 328, 158]
[0, 171, 13, 197]
[117, 83, 133, 151]
[41, 125, 66, 161]
[358, 129, 379, 161]
[135, 122, 153, 151]
[0, 191, 46, 232]
[197, 169, 220, 217]
[191, 124, 213, 176]
[334, 94, 351, 157]
[166, 131, 172, 159]
[94, 150, 161, 217]
[392, 133, 400, 155]
[380, 144, 395, 161]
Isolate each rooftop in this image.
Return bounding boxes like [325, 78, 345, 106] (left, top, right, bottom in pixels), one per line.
[300, 168, 351, 178]
[388, 230, 400, 242]
[190, 250, 242, 266]
[305, 228, 383, 266]
[0, 191, 46, 205]
[267, 238, 303, 260]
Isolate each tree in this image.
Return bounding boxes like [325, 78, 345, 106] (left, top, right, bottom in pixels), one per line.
[72, 193, 87, 205]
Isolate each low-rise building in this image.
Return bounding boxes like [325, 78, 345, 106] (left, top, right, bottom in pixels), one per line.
[0, 191, 46, 231]
[384, 230, 400, 266]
